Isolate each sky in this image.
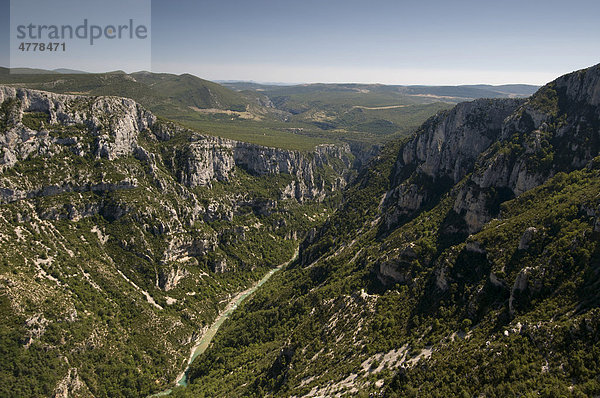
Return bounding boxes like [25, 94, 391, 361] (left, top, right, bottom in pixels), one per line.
[1, 0, 599, 85]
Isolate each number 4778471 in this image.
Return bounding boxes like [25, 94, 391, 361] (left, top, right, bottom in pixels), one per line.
[18, 42, 66, 51]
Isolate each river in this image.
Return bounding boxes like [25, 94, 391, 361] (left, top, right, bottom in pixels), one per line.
[151, 247, 299, 396]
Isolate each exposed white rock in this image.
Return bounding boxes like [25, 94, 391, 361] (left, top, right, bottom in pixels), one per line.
[453, 65, 600, 234]
[158, 267, 189, 291]
[0, 86, 355, 204]
[0, 86, 155, 163]
[489, 272, 505, 288]
[376, 244, 418, 285]
[53, 368, 93, 398]
[385, 98, 522, 228]
[518, 227, 538, 250]
[509, 267, 533, 315]
[400, 99, 522, 184]
[453, 185, 490, 233]
[23, 313, 48, 348]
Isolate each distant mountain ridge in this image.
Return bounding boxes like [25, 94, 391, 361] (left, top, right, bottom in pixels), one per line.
[0, 67, 538, 153]
[0, 67, 90, 75]
[222, 81, 539, 102]
[0, 66, 253, 113]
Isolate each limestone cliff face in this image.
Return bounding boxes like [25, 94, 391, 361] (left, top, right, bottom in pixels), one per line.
[454, 64, 600, 232]
[235, 142, 353, 201]
[398, 98, 523, 184]
[384, 64, 600, 234]
[173, 136, 236, 187]
[0, 86, 354, 203]
[383, 98, 523, 228]
[0, 86, 155, 165]
[173, 136, 353, 201]
[555, 64, 600, 107]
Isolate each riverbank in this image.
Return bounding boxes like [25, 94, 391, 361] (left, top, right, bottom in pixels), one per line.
[150, 246, 299, 397]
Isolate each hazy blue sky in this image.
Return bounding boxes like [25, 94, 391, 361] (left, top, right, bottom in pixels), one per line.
[2, 0, 599, 84]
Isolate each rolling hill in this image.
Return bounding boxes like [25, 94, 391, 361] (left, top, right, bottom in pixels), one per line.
[0, 68, 537, 151]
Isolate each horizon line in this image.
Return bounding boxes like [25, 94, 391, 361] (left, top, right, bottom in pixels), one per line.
[0, 65, 543, 88]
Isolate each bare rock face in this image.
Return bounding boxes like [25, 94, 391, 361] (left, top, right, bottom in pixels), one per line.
[53, 368, 94, 398]
[0, 86, 156, 164]
[162, 236, 218, 264]
[23, 313, 48, 348]
[384, 98, 522, 228]
[383, 183, 427, 225]
[203, 201, 234, 222]
[555, 64, 600, 107]
[452, 184, 496, 234]
[158, 267, 189, 291]
[398, 98, 523, 184]
[233, 142, 354, 202]
[518, 227, 538, 250]
[175, 137, 236, 187]
[92, 99, 156, 160]
[384, 64, 600, 235]
[172, 139, 354, 201]
[454, 65, 600, 233]
[375, 244, 418, 286]
[0, 86, 356, 204]
[377, 259, 409, 286]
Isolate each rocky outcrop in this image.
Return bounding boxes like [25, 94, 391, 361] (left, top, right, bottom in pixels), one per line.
[162, 236, 218, 263]
[383, 64, 600, 235]
[0, 86, 155, 165]
[376, 244, 418, 286]
[158, 267, 189, 291]
[174, 136, 236, 187]
[23, 313, 48, 348]
[518, 227, 538, 250]
[397, 98, 523, 185]
[174, 137, 354, 201]
[0, 86, 355, 203]
[454, 65, 600, 232]
[53, 368, 94, 398]
[383, 99, 522, 228]
[508, 266, 543, 315]
[554, 65, 600, 107]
